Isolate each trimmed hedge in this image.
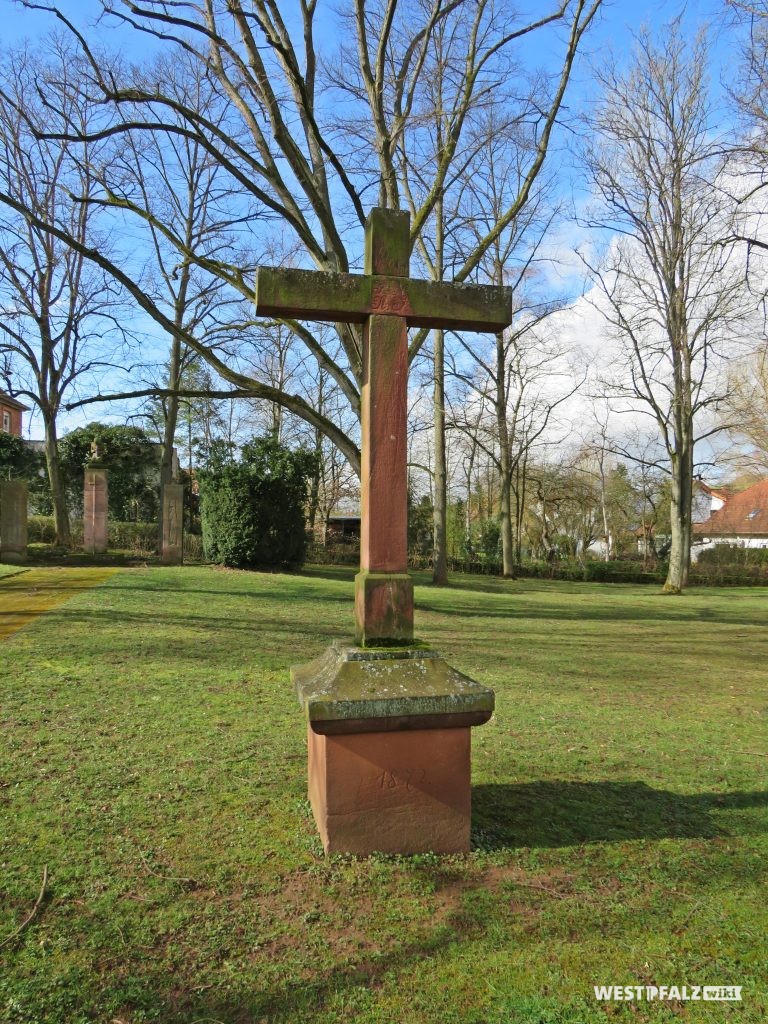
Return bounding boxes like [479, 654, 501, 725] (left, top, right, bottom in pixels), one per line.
[696, 544, 768, 567]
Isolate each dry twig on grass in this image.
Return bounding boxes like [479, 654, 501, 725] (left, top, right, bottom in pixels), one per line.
[0, 866, 48, 948]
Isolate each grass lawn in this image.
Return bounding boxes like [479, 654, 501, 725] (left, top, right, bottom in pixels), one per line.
[0, 564, 766, 1023]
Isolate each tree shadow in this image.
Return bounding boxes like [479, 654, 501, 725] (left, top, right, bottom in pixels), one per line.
[151, 928, 462, 1023]
[415, 592, 767, 626]
[115, 780, 768, 1023]
[471, 780, 768, 850]
[86, 580, 353, 602]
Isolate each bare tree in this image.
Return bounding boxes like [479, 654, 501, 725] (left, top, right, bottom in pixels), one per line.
[7, 0, 601, 483]
[448, 311, 577, 574]
[724, 0, 768, 256]
[583, 21, 751, 593]
[105, 52, 245, 544]
[722, 346, 768, 472]
[0, 39, 124, 545]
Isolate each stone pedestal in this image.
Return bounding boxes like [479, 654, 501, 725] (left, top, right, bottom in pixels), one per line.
[161, 483, 184, 564]
[293, 646, 494, 855]
[83, 464, 108, 554]
[0, 480, 28, 564]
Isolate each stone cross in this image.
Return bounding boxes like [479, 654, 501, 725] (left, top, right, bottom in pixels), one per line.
[256, 208, 511, 644]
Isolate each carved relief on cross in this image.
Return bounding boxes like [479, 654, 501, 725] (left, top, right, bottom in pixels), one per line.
[256, 208, 511, 645]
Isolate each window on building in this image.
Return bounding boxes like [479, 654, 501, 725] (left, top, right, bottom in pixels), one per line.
[2, 411, 10, 433]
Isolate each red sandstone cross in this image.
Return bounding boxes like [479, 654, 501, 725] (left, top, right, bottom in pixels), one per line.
[256, 208, 511, 645]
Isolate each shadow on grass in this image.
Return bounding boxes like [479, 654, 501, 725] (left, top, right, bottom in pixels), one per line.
[117, 781, 768, 1023]
[302, 566, 768, 624]
[416, 593, 768, 626]
[76, 581, 354, 602]
[0, 605, 353, 645]
[471, 780, 768, 850]
[132, 927, 465, 1024]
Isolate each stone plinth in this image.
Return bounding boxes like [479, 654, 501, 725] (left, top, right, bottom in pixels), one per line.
[0, 480, 28, 564]
[161, 483, 184, 564]
[293, 646, 494, 855]
[83, 464, 108, 554]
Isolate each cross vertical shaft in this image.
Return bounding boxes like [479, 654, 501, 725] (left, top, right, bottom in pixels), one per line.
[255, 205, 511, 647]
[355, 209, 413, 644]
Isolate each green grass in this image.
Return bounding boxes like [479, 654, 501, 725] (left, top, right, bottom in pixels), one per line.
[0, 563, 28, 579]
[1, 565, 766, 1023]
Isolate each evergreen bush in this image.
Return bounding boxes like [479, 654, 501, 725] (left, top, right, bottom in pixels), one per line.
[199, 436, 316, 569]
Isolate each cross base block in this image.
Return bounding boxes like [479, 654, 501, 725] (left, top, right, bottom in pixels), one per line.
[292, 645, 494, 855]
[354, 571, 413, 645]
[307, 726, 471, 855]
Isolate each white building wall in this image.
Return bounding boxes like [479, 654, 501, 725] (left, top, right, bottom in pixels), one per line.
[692, 536, 768, 561]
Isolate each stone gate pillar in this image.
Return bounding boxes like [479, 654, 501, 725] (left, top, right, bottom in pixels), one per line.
[0, 480, 28, 564]
[161, 482, 184, 565]
[83, 457, 108, 555]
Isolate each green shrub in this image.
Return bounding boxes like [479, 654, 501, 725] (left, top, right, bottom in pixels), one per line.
[199, 436, 317, 569]
[0, 433, 41, 479]
[183, 532, 205, 561]
[690, 563, 768, 586]
[307, 539, 360, 566]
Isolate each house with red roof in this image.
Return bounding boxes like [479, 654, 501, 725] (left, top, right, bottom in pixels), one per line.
[0, 391, 29, 437]
[693, 479, 768, 554]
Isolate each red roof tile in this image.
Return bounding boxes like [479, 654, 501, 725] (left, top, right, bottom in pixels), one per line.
[694, 479, 768, 537]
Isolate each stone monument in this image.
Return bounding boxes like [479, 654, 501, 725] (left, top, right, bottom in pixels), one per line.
[0, 479, 28, 564]
[161, 482, 184, 565]
[83, 443, 108, 555]
[256, 208, 511, 855]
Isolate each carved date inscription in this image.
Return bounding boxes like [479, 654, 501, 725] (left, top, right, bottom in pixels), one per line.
[353, 762, 431, 809]
[375, 768, 427, 793]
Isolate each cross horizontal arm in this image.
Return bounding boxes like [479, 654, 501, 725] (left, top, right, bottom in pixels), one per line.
[256, 267, 512, 333]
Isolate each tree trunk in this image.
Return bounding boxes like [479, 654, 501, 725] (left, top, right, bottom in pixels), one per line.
[514, 455, 528, 563]
[432, 328, 448, 584]
[158, 337, 182, 549]
[598, 456, 611, 561]
[158, 266, 190, 550]
[664, 444, 693, 593]
[308, 426, 322, 533]
[494, 332, 515, 577]
[499, 463, 515, 577]
[43, 412, 70, 547]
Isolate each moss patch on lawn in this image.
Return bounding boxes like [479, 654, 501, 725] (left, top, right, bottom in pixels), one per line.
[0, 567, 118, 639]
[1, 566, 766, 1023]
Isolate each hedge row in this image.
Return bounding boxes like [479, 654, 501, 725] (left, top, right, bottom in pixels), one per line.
[27, 516, 158, 551]
[408, 554, 768, 587]
[26, 515, 206, 560]
[450, 558, 768, 587]
[306, 540, 360, 565]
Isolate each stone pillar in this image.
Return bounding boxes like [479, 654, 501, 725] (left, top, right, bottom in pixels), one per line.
[0, 480, 28, 564]
[161, 482, 184, 565]
[83, 464, 108, 554]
